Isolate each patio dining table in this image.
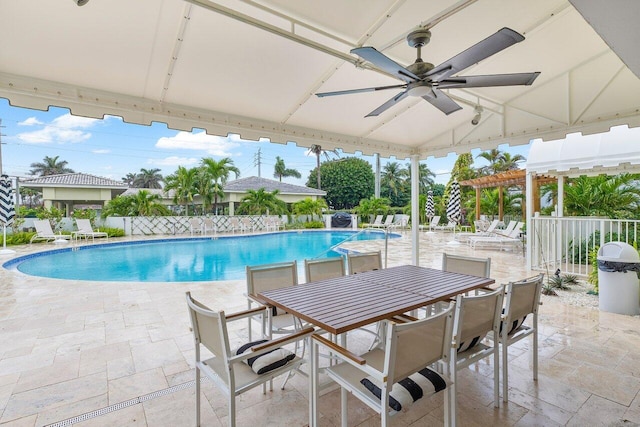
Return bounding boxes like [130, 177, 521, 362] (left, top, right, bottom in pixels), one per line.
[257, 264, 495, 426]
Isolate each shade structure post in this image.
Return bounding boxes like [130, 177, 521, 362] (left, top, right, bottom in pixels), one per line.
[410, 155, 420, 266]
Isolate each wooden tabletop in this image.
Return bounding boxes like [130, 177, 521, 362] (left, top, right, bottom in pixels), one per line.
[258, 265, 495, 335]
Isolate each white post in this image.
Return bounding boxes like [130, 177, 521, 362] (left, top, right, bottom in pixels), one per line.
[410, 155, 420, 266]
[556, 175, 564, 273]
[526, 171, 534, 270]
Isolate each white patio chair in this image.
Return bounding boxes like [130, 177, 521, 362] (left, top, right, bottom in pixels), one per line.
[203, 217, 217, 235]
[310, 305, 456, 427]
[30, 219, 71, 244]
[468, 221, 524, 250]
[189, 218, 203, 236]
[442, 253, 491, 279]
[304, 257, 345, 283]
[434, 220, 457, 232]
[422, 215, 441, 232]
[450, 285, 505, 420]
[496, 274, 544, 403]
[228, 217, 242, 234]
[74, 218, 108, 242]
[186, 292, 314, 427]
[346, 251, 382, 274]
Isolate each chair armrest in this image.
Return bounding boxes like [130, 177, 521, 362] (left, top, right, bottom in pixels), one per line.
[252, 327, 315, 352]
[246, 293, 270, 306]
[312, 334, 366, 365]
[226, 306, 268, 321]
[229, 327, 315, 364]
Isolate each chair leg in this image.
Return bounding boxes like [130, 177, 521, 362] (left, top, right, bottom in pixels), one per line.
[533, 317, 539, 381]
[493, 344, 500, 408]
[341, 387, 348, 427]
[502, 338, 509, 403]
[229, 394, 236, 427]
[195, 366, 201, 427]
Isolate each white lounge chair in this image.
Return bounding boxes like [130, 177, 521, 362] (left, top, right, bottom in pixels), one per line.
[455, 219, 500, 242]
[30, 219, 72, 244]
[368, 215, 384, 227]
[468, 221, 524, 250]
[75, 218, 108, 242]
[421, 215, 441, 233]
[434, 220, 457, 232]
[371, 215, 394, 228]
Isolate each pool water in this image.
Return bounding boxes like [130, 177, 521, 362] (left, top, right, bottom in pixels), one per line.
[7, 230, 393, 282]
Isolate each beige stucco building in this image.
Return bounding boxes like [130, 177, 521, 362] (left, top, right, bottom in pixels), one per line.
[20, 173, 128, 216]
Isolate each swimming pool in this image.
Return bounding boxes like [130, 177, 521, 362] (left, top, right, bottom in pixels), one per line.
[5, 230, 395, 282]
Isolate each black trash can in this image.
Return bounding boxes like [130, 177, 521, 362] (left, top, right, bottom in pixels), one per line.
[331, 212, 352, 228]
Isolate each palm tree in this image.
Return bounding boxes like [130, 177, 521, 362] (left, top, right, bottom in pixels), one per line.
[563, 174, 640, 218]
[236, 188, 287, 215]
[200, 157, 240, 215]
[497, 152, 526, 172]
[29, 155, 74, 176]
[273, 156, 301, 182]
[130, 190, 170, 216]
[355, 196, 390, 223]
[475, 149, 503, 175]
[381, 162, 408, 204]
[122, 173, 138, 187]
[308, 144, 339, 190]
[406, 163, 436, 194]
[133, 168, 163, 189]
[164, 166, 198, 215]
[292, 197, 327, 221]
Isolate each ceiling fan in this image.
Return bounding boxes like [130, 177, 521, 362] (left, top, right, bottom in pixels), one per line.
[316, 27, 540, 117]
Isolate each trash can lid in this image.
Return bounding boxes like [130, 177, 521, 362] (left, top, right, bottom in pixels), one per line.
[597, 242, 640, 263]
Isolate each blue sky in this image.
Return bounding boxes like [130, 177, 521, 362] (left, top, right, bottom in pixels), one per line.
[0, 98, 530, 186]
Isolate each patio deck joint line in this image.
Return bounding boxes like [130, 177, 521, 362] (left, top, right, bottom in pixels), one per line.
[44, 378, 203, 427]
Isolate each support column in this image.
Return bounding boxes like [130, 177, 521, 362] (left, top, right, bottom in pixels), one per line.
[526, 172, 534, 270]
[475, 188, 481, 220]
[557, 175, 564, 217]
[498, 186, 504, 221]
[410, 155, 420, 266]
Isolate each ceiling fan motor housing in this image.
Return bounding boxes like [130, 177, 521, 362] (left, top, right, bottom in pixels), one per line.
[407, 29, 431, 47]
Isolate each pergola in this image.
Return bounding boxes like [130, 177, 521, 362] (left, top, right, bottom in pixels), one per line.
[460, 169, 555, 221]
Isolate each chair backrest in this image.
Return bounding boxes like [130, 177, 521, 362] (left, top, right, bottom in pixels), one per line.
[485, 219, 500, 233]
[508, 222, 525, 238]
[500, 220, 517, 236]
[246, 261, 298, 295]
[76, 218, 94, 233]
[185, 291, 228, 359]
[429, 215, 441, 227]
[386, 305, 454, 383]
[304, 257, 345, 282]
[189, 217, 201, 228]
[203, 218, 215, 227]
[504, 274, 544, 323]
[347, 251, 382, 274]
[34, 219, 55, 236]
[383, 215, 394, 225]
[372, 215, 383, 225]
[453, 286, 505, 349]
[442, 253, 491, 278]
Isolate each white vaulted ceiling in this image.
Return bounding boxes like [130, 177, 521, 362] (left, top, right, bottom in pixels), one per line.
[0, 0, 639, 159]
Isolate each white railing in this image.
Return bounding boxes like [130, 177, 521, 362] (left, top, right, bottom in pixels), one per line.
[530, 216, 640, 276]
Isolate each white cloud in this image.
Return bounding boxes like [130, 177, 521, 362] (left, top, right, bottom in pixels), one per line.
[15, 113, 98, 145]
[18, 117, 43, 126]
[155, 131, 239, 156]
[92, 149, 110, 154]
[148, 156, 200, 167]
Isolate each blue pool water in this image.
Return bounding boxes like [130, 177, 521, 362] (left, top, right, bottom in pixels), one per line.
[5, 230, 394, 282]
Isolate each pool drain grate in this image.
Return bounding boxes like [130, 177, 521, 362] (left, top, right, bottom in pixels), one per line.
[44, 378, 203, 427]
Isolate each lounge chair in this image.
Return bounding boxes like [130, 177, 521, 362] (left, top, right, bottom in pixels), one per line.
[434, 220, 457, 232]
[30, 219, 72, 244]
[421, 215, 441, 232]
[368, 215, 384, 227]
[202, 217, 216, 235]
[75, 218, 108, 242]
[468, 221, 524, 250]
[454, 219, 500, 242]
[370, 215, 394, 228]
[189, 218, 203, 235]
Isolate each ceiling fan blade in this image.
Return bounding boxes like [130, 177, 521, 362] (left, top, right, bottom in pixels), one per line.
[351, 47, 421, 83]
[365, 90, 410, 117]
[437, 72, 540, 89]
[426, 27, 525, 82]
[422, 88, 462, 115]
[316, 84, 407, 98]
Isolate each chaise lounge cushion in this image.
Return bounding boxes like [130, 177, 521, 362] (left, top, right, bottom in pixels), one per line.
[360, 367, 448, 411]
[235, 340, 295, 374]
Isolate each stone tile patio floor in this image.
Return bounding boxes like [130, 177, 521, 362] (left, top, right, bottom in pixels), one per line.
[1, 230, 640, 426]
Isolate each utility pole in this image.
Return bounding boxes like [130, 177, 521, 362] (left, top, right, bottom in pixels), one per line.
[253, 148, 262, 177]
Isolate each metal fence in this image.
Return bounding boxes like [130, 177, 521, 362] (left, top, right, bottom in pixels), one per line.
[530, 216, 640, 276]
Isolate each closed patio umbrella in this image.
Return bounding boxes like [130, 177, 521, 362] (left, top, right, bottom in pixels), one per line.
[446, 181, 461, 245]
[426, 190, 434, 221]
[0, 175, 16, 255]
